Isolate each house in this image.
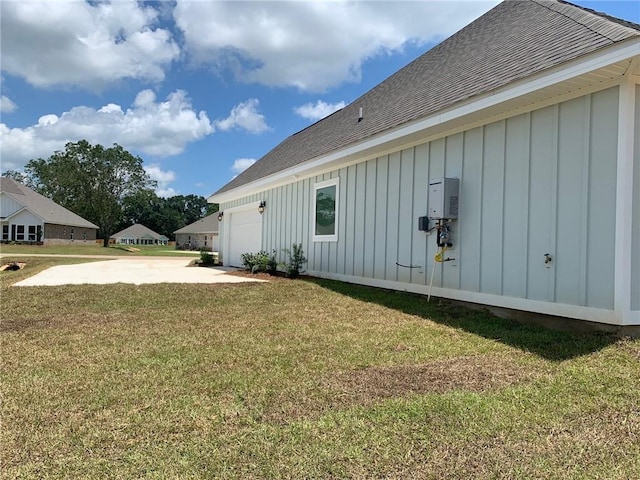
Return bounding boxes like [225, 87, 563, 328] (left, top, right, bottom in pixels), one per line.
[209, 0, 640, 330]
[0, 177, 98, 245]
[174, 214, 219, 251]
[110, 224, 168, 246]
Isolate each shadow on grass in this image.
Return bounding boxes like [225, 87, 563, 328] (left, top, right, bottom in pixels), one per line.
[307, 278, 616, 361]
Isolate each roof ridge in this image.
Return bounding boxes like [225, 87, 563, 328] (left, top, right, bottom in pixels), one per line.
[532, 0, 640, 42]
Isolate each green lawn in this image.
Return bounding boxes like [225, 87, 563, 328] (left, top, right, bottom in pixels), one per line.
[1, 259, 638, 479]
[0, 243, 200, 257]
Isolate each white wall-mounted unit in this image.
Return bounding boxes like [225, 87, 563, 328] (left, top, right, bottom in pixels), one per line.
[428, 177, 459, 219]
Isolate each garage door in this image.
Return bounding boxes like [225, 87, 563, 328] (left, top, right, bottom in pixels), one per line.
[227, 208, 263, 267]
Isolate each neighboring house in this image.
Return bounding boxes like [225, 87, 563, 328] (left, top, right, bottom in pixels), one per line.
[0, 177, 98, 245]
[110, 224, 168, 246]
[209, 0, 640, 329]
[174, 214, 219, 252]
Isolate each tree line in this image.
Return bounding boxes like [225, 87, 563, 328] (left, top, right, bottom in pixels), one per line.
[4, 140, 218, 246]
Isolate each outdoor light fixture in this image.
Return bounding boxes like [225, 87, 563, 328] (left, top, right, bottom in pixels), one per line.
[258, 201, 266, 214]
[217, 211, 223, 221]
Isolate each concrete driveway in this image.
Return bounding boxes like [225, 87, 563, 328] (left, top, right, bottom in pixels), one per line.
[10, 257, 265, 286]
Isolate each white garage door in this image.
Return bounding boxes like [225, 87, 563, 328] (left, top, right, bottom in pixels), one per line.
[227, 208, 263, 267]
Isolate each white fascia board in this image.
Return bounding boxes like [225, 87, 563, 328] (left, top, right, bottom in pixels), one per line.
[308, 270, 631, 326]
[212, 39, 640, 204]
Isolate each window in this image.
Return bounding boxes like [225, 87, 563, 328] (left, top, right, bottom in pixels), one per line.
[313, 178, 339, 242]
[2, 225, 8, 241]
[70, 228, 74, 241]
[16, 225, 25, 241]
[28, 225, 36, 241]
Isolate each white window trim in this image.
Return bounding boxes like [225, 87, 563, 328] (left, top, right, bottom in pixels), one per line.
[312, 177, 339, 242]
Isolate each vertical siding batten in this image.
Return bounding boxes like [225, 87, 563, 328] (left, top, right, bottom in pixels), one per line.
[374, 157, 388, 280]
[443, 134, 463, 290]
[398, 148, 415, 284]
[346, 165, 357, 276]
[500, 121, 508, 296]
[555, 96, 588, 306]
[587, 88, 617, 309]
[364, 159, 377, 278]
[480, 122, 505, 296]
[411, 143, 429, 285]
[386, 152, 401, 282]
[354, 162, 367, 277]
[580, 95, 591, 306]
[549, 104, 559, 304]
[460, 128, 483, 292]
[336, 168, 348, 275]
[527, 106, 555, 302]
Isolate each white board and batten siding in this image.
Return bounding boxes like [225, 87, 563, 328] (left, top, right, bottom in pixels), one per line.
[219, 85, 639, 325]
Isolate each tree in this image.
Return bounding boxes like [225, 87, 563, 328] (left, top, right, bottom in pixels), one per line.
[164, 194, 210, 227]
[1, 169, 31, 186]
[121, 192, 215, 240]
[24, 140, 156, 246]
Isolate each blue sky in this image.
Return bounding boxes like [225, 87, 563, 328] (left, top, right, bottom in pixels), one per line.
[1, 1, 638, 199]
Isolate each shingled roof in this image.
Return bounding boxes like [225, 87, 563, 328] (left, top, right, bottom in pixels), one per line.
[214, 0, 639, 197]
[0, 177, 99, 229]
[110, 223, 168, 240]
[174, 214, 219, 235]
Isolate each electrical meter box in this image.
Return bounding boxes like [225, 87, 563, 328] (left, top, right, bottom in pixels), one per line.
[428, 177, 459, 219]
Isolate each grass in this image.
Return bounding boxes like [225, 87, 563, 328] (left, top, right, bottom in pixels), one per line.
[1, 259, 639, 479]
[0, 243, 200, 257]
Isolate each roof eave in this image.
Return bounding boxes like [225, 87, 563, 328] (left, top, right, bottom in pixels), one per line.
[210, 38, 640, 205]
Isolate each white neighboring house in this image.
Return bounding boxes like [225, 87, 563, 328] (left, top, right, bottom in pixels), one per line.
[110, 224, 168, 246]
[174, 214, 219, 252]
[209, 0, 640, 330]
[0, 177, 98, 245]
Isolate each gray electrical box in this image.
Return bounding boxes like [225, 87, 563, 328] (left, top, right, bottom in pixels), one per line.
[428, 177, 459, 219]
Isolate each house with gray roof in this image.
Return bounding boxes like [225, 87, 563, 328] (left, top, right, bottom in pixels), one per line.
[209, 0, 640, 331]
[174, 214, 219, 252]
[0, 177, 98, 245]
[110, 224, 168, 246]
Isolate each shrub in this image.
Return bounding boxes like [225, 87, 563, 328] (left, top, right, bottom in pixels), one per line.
[241, 250, 277, 274]
[200, 249, 215, 266]
[281, 243, 307, 278]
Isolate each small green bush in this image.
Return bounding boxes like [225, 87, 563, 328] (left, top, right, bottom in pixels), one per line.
[241, 250, 277, 274]
[281, 243, 307, 278]
[200, 250, 215, 266]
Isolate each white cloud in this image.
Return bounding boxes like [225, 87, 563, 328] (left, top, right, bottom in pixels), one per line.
[0, 89, 213, 170]
[145, 164, 177, 198]
[231, 158, 256, 174]
[145, 164, 176, 183]
[294, 100, 346, 121]
[0, 0, 179, 89]
[173, 0, 498, 92]
[1, 95, 17, 113]
[215, 99, 269, 134]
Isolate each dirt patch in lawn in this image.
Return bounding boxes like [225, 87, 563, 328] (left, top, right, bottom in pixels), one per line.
[264, 355, 543, 423]
[328, 354, 540, 400]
